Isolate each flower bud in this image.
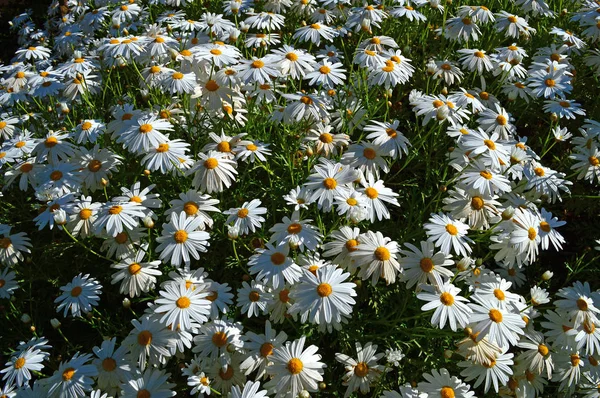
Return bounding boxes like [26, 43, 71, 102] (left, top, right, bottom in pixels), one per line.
[101, 177, 109, 186]
[541, 270, 554, 281]
[53, 209, 67, 226]
[21, 313, 32, 323]
[436, 105, 449, 121]
[299, 391, 310, 398]
[51, 318, 61, 329]
[444, 349, 453, 359]
[550, 112, 558, 122]
[227, 225, 240, 240]
[502, 206, 515, 221]
[143, 170, 151, 176]
[142, 216, 154, 229]
[318, 382, 326, 390]
[122, 298, 131, 308]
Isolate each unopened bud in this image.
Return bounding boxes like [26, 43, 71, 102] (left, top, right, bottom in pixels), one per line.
[541, 270, 554, 281]
[142, 216, 154, 229]
[101, 178, 109, 186]
[318, 382, 326, 390]
[444, 349, 453, 359]
[299, 391, 310, 398]
[227, 225, 240, 240]
[502, 206, 515, 220]
[51, 318, 62, 329]
[550, 113, 558, 122]
[143, 169, 151, 176]
[21, 313, 31, 323]
[122, 298, 131, 308]
[53, 209, 67, 226]
[441, 86, 448, 96]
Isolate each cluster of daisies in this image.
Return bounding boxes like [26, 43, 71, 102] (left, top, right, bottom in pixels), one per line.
[2, 0, 600, 397]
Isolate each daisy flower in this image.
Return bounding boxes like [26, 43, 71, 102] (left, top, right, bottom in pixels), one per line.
[458, 349, 514, 393]
[111, 245, 162, 297]
[237, 280, 272, 318]
[458, 49, 494, 74]
[46, 353, 97, 398]
[54, 273, 102, 317]
[351, 230, 401, 286]
[155, 211, 211, 268]
[516, 331, 554, 379]
[192, 318, 244, 360]
[1, 346, 47, 387]
[236, 57, 280, 85]
[235, 140, 272, 163]
[468, 295, 526, 347]
[343, 142, 389, 179]
[303, 159, 356, 211]
[91, 337, 131, 395]
[509, 208, 542, 263]
[401, 240, 454, 290]
[477, 103, 517, 140]
[303, 124, 349, 157]
[224, 199, 267, 235]
[333, 189, 370, 223]
[271, 45, 316, 79]
[268, 211, 322, 252]
[418, 368, 475, 398]
[120, 368, 176, 398]
[442, 187, 502, 230]
[358, 176, 400, 223]
[209, 354, 246, 393]
[187, 151, 238, 194]
[165, 190, 220, 229]
[457, 162, 512, 196]
[248, 242, 302, 290]
[335, 342, 386, 398]
[288, 265, 356, 332]
[304, 60, 346, 88]
[230, 381, 270, 398]
[94, 201, 146, 237]
[240, 320, 288, 379]
[0, 226, 31, 267]
[142, 138, 191, 174]
[363, 120, 410, 159]
[162, 70, 197, 94]
[424, 212, 473, 257]
[417, 282, 472, 332]
[117, 114, 173, 154]
[293, 23, 337, 46]
[264, 336, 325, 397]
[322, 226, 361, 272]
[283, 186, 313, 211]
[123, 315, 174, 369]
[555, 281, 600, 329]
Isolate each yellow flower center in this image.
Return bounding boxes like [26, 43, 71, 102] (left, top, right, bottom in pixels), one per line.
[374, 246, 391, 261]
[287, 223, 302, 234]
[271, 252, 286, 265]
[577, 298, 589, 311]
[538, 344, 549, 356]
[138, 330, 153, 346]
[88, 159, 102, 172]
[528, 227, 537, 240]
[471, 196, 484, 210]
[441, 387, 455, 398]
[62, 368, 76, 381]
[172, 72, 184, 80]
[128, 263, 142, 275]
[364, 187, 378, 199]
[484, 139, 496, 150]
[212, 331, 228, 347]
[204, 158, 218, 169]
[354, 362, 369, 377]
[251, 60, 265, 69]
[489, 309, 503, 323]
[249, 291, 260, 302]
[183, 201, 199, 216]
[45, 136, 58, 147]
[346, 198, 357, 206]
[14, 357, 26, 369]
[286, 52, 299, 61]
[323, 177, 337, 189]
[420, 257, 434, 273]
[50, 170, 63, 181]
[494, 288, 506, 301]
[109, 205, 122, 215]
[319, 133, 333, 143]
[479, 170, 492, 180]
[496, 115, 507, 126]
[317, 283, 333, 297]
[174, 230, 188, 243]
[545, 79, 556, 87]
[440, 292, 455, 306]
[287, 358, 304, 374]
[260, 342, 274, 357]
[319, 65, 331, 74]
[539, 221, 551, 232]
[445, 224, 458, 236]
[137, 390, 151, 398]
[0, 238, 11, 249]
[205, 80, 219, 92]
[219, 366, 234, 380]
[237, 208, 249, 218]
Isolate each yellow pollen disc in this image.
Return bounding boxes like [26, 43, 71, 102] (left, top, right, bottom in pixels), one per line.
[445, 224, 458, 236]
[507, 15, 518, 23]
[81, 121, 93, 130]
[480, 170, 492, 180]
[308, 265, 319, 275]
[0, 237, 11, 249]
[287, 223, 302, 234]
[115, 233, 128, 244]
[225, 69, 236, 75]
[471, 196, 484, 210]
[122, 113, 133, 121]
[279, 289, 290, 302]
[539, 221, 551, 233]
[79, 209, 92, 220]
[128, 263, 142, 275]
[420, 257, 434, 273]
[212, 331, 228, 347]
[577, 298, 589, 311]
[88, 159, 102, 172]
[183, 201, 199, 216]
[489, 308, 503, 323]
[180, 49, 192, 56]
[219, 367, 234, 380]
[310, 23, 321, 29]
[508, 378, 519, 391]
[374, 246, 391, 261]
[385, 128, 397, 138]
[174, 230, 188, 243]
[496, 115, 507, 125]
[319, 133, 333, 143]
[102, 357, 117, 371]
[545, 79, 556, 87]
[480, 91, 489, 100]
[364, 187, 378, 199]
[137, 389, 151, 398]
[382, 61, 395, 73]
[176, 296, 191, 308]
[109, 205, 122, 215]
[14, 357, 26, 369]
[432, 99, 444, 108]
[139, 124, 153, 134]
[484, 139, 496, 150]
[155, 36, 165, 43]
[474, 51, 485, 58]
[205, 80, 219, 92]
[345, 239, 359, 251]
[16, 71, 25, 78]
[0, 121, 7, 129]
[156, 143, 169, 153]
[300, 96, 313, 105]
[206, 291, 218, 301]
[210, 48, 222, 55]
[390, 55, 401, 63]
[589, 156, 600, 166]
[249, 291, 260, 302]
[493, 288, 506, 300]
[346, 198, 357, 206]
[260, 83, 271, 90]
[271, 252, 286, 265]
[440, 292, 455, 306]
[62, 368, 76, 381]
[15, 141, 26, 149]
[287, 358, 304, 374]
[405, 5, 414, 10]
[217, 141, 231, 153]
[527, 227, 537, 240]
[571, 354, 580, 366]
[538, 344, 549, 356]
[441, 63, 452, 71]
[260, 342, 274, 357]
[172, 72, 184, 80]
[286, 52, 299, 61]
[319, 65, 331, 74]
[365, 50, 376, 56]
[323, 177, 337, 189]
[363, 148, 377, 160]
[71, 286, 83, 297]
[50, 170, 63, 181]
[160, 110, 170, 119]
[237, 208, 249, 218]
[354, 362, 369, 377]
[204, 158, 218, 169]
[317, 283, 333, 297]
[45, 136, 58, 147]
[0, 279, 5, 288]
[440, 386, 455, 398]
[251, 60, 265, 68]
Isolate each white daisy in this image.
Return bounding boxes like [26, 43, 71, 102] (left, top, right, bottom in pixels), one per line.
[155, 211, 211, 268]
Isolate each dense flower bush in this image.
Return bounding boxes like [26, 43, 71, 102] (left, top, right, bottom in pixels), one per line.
[1, 0, 600, 397]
